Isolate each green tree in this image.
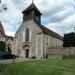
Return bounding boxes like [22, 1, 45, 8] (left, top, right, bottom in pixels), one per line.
[0, 41, 6, 52]
[63, 32, 75, 47]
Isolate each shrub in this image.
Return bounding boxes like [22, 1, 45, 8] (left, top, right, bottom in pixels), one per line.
[63, 55, 75, 59]
[0, 41, 6, 52]
[32, 56, 36, 59]
[1, 53, 16, 60]
[63, 33, 75, 47]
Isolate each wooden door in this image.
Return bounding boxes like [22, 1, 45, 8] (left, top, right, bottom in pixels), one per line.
[26, 49, 29, 58]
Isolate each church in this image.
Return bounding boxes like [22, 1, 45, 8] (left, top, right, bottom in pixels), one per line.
[0, 3, 63, 59]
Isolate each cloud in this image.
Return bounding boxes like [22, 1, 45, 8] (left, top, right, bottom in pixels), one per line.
[37, 0, 75, 16]
[0, 0, 23, 36]
[50, 7, 75, 22]
[0, 0, 75, 36]
[46, 13, 75, 35]
[11, 0, 31, 11]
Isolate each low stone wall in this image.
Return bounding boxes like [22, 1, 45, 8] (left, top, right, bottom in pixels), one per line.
[48, 47, 75, 59]
[0, 58, 29, 64]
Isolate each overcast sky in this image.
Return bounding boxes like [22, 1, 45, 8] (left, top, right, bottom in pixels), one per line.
[0, 0, 75, 36]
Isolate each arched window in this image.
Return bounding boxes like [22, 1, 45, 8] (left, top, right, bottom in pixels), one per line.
[25, 28, 29, 42]
[8, 44, 12, 53]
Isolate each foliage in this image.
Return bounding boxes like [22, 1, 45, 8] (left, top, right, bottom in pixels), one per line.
[63, 32, 75, 47]
[0, 0, 7, 12]
[32, 56, 36, 59]
[1, 53, 16, 59]
[0, 41, 6, 52]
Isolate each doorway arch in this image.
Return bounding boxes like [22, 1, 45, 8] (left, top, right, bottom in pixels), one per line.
[23, 45, 30, 58]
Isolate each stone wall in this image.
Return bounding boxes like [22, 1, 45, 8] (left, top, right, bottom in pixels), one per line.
[48, 47, 75, 59]
[14, 20, 63, 59]
[15, 20, 43, 58]
[42, 33, 63, 59]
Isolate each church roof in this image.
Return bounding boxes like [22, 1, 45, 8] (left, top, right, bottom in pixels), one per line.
[21, 3, 63, 41]
[22, 3, 42, 15]
[0, 21, 6, 36]
[40, 25, 63, 40]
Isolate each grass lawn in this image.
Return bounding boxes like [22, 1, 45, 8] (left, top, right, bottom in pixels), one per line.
[0, 59, 75, 75]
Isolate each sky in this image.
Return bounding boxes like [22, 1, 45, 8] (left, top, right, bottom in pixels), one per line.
[0, 0, 75, 36]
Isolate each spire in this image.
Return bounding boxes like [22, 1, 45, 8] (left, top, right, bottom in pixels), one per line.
[32, 0, 34, 4]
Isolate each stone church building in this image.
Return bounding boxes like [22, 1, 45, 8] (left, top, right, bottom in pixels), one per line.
[0, 3, 63, 59]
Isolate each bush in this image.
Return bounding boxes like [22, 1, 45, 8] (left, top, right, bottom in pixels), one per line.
[1, 53, 16, 60]
[63, 33, 75, 47]
[32, 56, 36, 59]
[0, 41, 6, 52]
[63, 55, 75, 59]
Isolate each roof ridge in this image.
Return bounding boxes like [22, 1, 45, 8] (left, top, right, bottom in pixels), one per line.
[40, 25, 63, 40]
[22, 3, 42, 15]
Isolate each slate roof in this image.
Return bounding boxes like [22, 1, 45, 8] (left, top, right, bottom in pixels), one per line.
[22, 3, 42, 15]
[40, 25, 63, 40]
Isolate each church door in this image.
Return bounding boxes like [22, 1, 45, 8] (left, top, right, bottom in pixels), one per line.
[26, 49, 29, 58]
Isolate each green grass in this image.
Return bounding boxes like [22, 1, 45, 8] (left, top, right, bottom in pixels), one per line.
[0, 59, 75, 75]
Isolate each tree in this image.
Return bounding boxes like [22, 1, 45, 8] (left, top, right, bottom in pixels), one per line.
[0, 41, 6, 52]
[63, 32, 75, 47]
[0, 0, 7, 12]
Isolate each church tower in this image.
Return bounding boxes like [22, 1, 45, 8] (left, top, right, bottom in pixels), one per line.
[22, 2, 42, 24]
